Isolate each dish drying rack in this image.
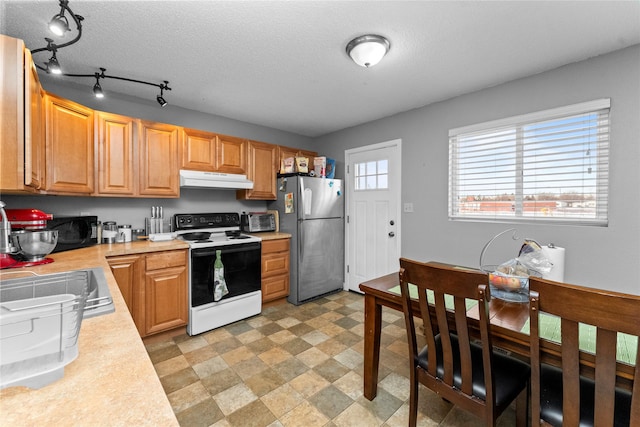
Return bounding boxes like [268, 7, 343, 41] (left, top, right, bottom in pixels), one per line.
[1, 270, 89, 389]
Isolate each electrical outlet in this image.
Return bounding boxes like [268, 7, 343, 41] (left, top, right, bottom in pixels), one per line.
[403, 203, 414, 213]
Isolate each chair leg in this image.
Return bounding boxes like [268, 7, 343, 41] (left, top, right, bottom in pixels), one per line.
[515, 383, 529, 427]
[408, 369, 419, 427]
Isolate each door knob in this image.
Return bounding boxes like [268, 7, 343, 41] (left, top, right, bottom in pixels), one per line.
[388, 232, 395, 237]
[390, 220, 395, 225]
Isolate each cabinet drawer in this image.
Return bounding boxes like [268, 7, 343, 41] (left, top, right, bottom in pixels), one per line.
[262, 252, 290, 277]
[262, 274, 289, 303]
[145, 250, 187, 271]
[262, 238, 290, 254]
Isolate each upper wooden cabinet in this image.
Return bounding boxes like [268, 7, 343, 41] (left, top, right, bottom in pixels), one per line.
[44, 93, 94, 194]
[181, 128, 217, 171]
[0, 35, 43, 193]
[95, 112, 137, 196]
[217, 134, 246, 174]
[181, 128, 247, 174]
[25, 48, 45, 190]
[139, 120, 180, 197]
[277, 145, 318, 173]
[237, 140, 278, 200]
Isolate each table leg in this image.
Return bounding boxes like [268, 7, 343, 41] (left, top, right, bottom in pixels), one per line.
[363, 293, 382, 400]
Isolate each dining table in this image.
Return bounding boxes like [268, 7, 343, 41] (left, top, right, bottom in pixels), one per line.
[359, 269, 636, 400]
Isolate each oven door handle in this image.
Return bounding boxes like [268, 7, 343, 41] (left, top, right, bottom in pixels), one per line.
[191, 242, 261, 257]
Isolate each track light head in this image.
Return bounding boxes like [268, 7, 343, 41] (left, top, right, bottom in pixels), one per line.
[156, 81, 170, 106]
[47, 54, 62, 74]
[49, 13, 69, 36]
[93, 74, 104, 98]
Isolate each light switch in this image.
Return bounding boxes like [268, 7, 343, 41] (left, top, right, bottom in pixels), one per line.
[403, 203, 414, 213]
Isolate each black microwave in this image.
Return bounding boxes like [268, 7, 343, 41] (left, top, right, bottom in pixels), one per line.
[47, 216, 98, 253]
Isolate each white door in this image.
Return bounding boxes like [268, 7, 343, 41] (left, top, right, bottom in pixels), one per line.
[344, 139, 401, 293]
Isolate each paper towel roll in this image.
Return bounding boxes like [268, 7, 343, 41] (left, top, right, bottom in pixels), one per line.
[541, 245, 565, 282]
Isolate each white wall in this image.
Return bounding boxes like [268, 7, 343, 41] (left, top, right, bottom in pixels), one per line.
[315, 45, 640, 294]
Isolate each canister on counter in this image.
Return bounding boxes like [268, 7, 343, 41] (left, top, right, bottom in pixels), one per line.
[132, 229, 145, 241]
[103, 221, 117, 244]
[117, 224, 132, 243]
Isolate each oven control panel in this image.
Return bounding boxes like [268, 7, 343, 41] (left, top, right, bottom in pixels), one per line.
[174, 212, 241, 231]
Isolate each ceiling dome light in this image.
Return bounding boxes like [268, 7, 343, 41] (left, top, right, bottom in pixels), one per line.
[346, 34, 390, 68]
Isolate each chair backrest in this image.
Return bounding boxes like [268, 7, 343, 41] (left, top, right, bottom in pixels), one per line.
[529, 277, 640, 426]
[398, 259, 493, 401]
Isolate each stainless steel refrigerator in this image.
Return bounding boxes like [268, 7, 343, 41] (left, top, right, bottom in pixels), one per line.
[268, 176, 344, 305]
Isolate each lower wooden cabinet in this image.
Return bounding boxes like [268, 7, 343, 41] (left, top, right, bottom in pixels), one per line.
[261, 238, 291, 304]
[108, 249, 188, 337]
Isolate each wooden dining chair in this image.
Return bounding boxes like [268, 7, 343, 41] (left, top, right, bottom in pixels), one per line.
[398, 258, 530, 427]
[529, 277, 640, 427]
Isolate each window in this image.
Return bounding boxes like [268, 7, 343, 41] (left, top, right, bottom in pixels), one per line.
[355, 159, 388, 190]
[449, 99, 610, 225]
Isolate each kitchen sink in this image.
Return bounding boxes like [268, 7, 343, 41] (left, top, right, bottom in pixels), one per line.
[0, 267, 115, 319]
[0, 267, 114, 389]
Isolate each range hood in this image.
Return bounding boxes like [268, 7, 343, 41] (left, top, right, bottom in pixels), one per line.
[179, 170, 254, 190]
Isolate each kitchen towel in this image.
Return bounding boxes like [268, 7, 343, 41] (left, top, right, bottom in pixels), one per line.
[541, 245, 565, 282]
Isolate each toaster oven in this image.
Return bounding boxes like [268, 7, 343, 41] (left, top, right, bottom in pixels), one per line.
[240, 213, 276, 233]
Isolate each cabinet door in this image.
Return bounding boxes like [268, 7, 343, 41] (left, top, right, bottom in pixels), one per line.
[139, 120, 180, 197]
[96, 112, 136, 195]
[263, 274, 290, 303]
[0, 35, 40, 192]
[108, 255, 144, 336]
[181, 127, 217, 171]
[217, 134, 246, 174]
[144, 263, 188, 336]
[278, 146, 298, 161]
[44, 93, 94, 193]
[25, 48, 44, 190]
[237, 140, 277, 200]
[299, 149, 318, 162]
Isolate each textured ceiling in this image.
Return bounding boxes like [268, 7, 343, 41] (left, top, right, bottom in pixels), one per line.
[2, 1, 639, 137]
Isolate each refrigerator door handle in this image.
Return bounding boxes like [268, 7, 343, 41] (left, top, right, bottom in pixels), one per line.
[298, 222, 304, 263]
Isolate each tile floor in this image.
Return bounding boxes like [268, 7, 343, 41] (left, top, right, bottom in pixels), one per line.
[143, 291, 517, 427]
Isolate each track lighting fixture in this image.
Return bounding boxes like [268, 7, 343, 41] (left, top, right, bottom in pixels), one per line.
[30, 0, 172, 106]
[92, 73, 104, 98]
[47, 53, 62, 75]
[157, 81, 169, 107]
[48, 1, 71, 36]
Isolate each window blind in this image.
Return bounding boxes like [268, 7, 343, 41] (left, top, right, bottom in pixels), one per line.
[449, 99, 610, 226]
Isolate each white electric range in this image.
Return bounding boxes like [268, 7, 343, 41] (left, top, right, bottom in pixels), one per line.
[174, 212, 262, 335]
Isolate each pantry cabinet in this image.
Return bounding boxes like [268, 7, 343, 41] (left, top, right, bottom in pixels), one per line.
[0, 35, 44, 192]
[261, 238, 291, 304]
[44, 93, 94, 194]
[237, 140, 278, 200]
[108, 249, 188, 337]
[138, 120, 180, 197]
[95, 112, 137, 196]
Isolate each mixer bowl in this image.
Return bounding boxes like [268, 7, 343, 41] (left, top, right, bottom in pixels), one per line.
[10, 230, 59, 261]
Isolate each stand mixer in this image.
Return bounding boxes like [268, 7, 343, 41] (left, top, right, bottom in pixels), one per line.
[0, 201, 56, 270]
